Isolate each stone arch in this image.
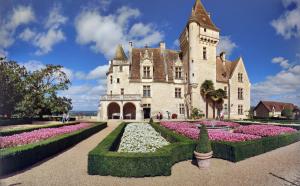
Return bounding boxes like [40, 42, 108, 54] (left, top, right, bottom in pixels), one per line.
[123, 102, 136, 120]
[107, 102, 120, 119]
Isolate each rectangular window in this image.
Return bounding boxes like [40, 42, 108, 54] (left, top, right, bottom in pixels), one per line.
[175, 88, 182, 98]
[175, 67, 182, 79]
[238, 73, 243, 82]
[238, 88, 244, 100]
[121, 88, 124, 95]
[143, 66, 151, 78]
[117, 78, 120, 83]
[110, 76, 113, 84]
[238, 105, 243, 115]
[179, 104, 185, 115]
[203, 47, 207, 60]
[143, 85, 151, 97]
[224, 86, 227, 96]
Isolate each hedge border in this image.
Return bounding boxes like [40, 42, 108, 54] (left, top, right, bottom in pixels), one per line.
[0, 122, 107, 176]
[0, 121, 80, 136]
[211, 131, 300, 162]
[0, 118, 32, 126]
[88, 122, 196, 177]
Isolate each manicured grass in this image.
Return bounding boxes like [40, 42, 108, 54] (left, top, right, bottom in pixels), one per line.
[0, 121, 80, 136]
[88, 122, 196, 177]
[0, 122, 107, 176]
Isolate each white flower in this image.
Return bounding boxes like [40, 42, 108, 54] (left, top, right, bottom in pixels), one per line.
[118, 123, 169, 153]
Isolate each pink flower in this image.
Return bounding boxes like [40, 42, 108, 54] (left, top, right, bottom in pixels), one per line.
[160, 121, 260, 142]
[234, 125, 297, 137]
[0, 123, 90, 149]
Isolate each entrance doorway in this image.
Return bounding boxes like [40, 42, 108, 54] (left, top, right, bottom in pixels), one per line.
[143, 108, 151, 119]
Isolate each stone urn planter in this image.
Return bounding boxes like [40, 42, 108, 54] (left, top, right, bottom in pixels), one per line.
[194, 125, 213, 169]
[194, 151, 213, 168]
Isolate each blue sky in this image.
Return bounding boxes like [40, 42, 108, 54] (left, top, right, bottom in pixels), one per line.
[1, 0, 300, 111]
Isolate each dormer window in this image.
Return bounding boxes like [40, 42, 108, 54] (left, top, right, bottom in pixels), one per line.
[175, 67, 182, 79]
[203, 47, 207, 60]
[143, 66, 151, 79]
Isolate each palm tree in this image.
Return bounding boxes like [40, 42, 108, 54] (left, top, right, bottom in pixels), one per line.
[200, 80, 215, 119]
[210, 89, 227, 119]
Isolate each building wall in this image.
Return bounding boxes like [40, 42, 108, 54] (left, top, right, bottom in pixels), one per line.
[229, 59, 251, 119]
[254, 104, 270, 118]
[188, 22, 219, 118]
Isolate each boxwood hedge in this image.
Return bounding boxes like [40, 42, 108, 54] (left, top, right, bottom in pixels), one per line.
[212, 131, 300, 162]
[0, 122, 107, 176]
[0, 121, 80, 136]
[88, 122, 196, 177]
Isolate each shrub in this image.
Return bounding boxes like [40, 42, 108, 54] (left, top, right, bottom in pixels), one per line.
[195, 125, 212, 153]
[0, 122, 107, 176]
[88, 122, 196, 177]
[281, 109, 293, 119]
[171, 114, 177, 119]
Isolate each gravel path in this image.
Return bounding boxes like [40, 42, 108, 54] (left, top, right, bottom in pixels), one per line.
[1, 121, 300, 186]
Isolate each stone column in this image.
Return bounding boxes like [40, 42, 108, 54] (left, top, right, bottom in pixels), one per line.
[120, 102, 123, 120]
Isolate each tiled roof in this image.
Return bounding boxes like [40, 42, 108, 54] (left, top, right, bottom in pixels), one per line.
[258, 101, 296, 112]
[216, 57, 239, 83]
[130, 48, 180, 82]
[189, 0, 219, 31]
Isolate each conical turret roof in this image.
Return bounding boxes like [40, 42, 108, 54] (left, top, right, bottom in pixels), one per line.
[114, 45, 127, 60]
[189, 0, 219, 31]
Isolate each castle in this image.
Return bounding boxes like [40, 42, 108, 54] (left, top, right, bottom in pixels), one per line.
[98, 0, 251, 120]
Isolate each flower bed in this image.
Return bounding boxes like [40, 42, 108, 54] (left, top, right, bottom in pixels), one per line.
[234, 125, 297, 137]
[88, 122, 196, 177]
[161, 121, 260, 142]
[118, 123, 169, 153]
[1, 122, 107, 176]
[0, 123, 90, 149]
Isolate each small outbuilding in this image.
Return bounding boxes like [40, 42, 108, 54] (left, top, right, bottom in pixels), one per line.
[253, 101, 298, 119]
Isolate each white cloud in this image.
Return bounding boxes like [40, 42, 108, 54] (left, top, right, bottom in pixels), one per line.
[271, 0, 300, 39]
[34, 29, 66, 55]
[272, 56, 290, 68]
[75, 6, 164, 59]
[86, 65, 109, 80]
[252, 57, 300, 106]
[19, 28, 36, 41]
[18, 5, 67, 55]
[0, 6, 35, 55]
[217, 36, 237, 56]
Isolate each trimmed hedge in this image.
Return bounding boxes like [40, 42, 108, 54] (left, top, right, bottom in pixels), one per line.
[88, 122, 196, 177]
[211, 131, 300, 162]
[0, 122, 107, 176]
[0, 121, 80, 136]
[0, 118, 32, 126]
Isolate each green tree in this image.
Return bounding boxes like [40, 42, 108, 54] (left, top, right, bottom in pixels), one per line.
[281, 109, 293, 119]
[17, 65, 71, 118]
[210, 89, 227, 119]
[200, 80, 215, 119]
[0, 60, 27, 118]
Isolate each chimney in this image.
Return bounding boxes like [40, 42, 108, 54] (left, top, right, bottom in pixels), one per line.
[160, 42, 166, 50]
[220, 52, 226, 64]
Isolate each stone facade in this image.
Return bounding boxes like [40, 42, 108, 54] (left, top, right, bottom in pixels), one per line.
[98, 0, 251, 120]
